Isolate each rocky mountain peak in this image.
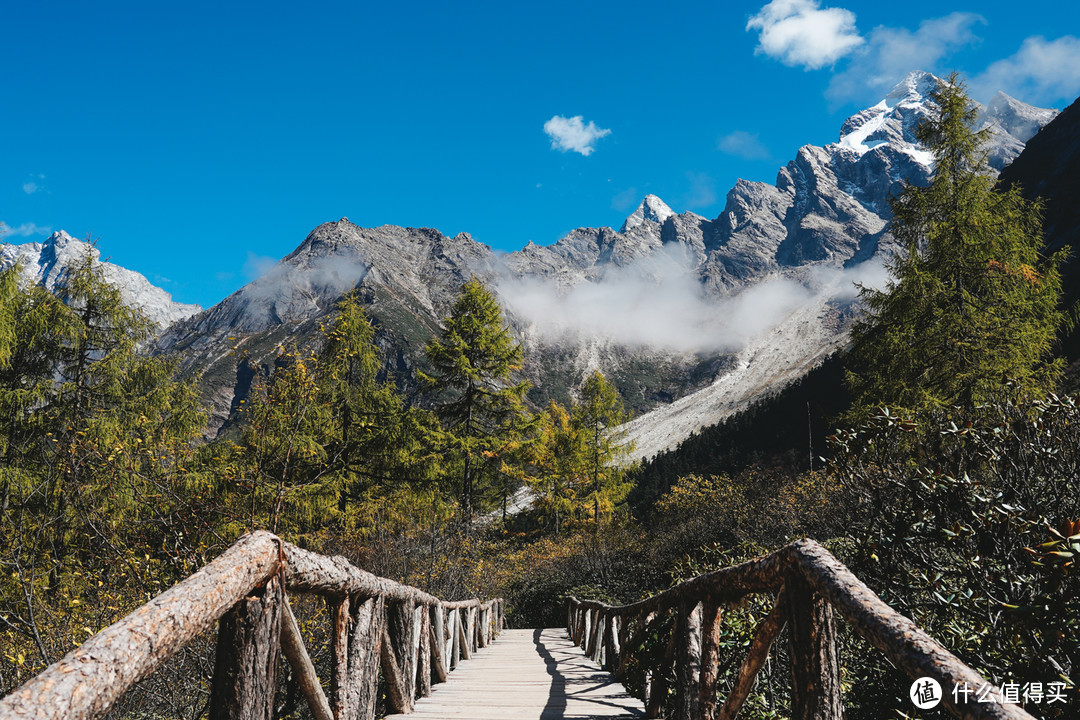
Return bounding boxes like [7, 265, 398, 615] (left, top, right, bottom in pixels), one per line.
[983, 91, 1059, 143]
[884, 70, 939, 109]
[1, 231, 202, 330]
[621, 194, 675, 232]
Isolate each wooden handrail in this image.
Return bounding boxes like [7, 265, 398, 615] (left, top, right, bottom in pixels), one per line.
[0, 530, 505, 720]
[567, 538, 1036, 720]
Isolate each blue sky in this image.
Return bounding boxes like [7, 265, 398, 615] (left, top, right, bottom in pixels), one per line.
[3, 0, 1080, 308]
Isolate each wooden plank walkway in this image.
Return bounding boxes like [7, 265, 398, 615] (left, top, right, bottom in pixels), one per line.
[386, 628, 645, 719]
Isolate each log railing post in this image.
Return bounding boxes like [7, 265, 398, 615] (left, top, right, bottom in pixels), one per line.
[430, 606, 448, 685]
[646, 609, 677, 719]
[381, 602, 414, 714]
[586, 609, 600, 659]
[477, 606, 488, 648]
[603, 613, 620, 673]
[408, 604, 422, 700]
[457, 608, 472, 661]
[330, 595, 351, 720]
[699, 598, 723, 720]
[673, 601, 703, 720]
[450, 607, 462, 667]
[417, 604, 432, 698]
[347, 595, 384, 720]
[209, 574, 284, 720]
[786, 572, 842, 720]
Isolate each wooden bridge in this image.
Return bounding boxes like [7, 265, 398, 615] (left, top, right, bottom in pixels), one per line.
[0, 532, 1038, 720]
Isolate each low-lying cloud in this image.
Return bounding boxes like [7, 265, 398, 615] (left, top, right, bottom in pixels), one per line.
[497, 245, 889, 354]
[241, 253, 370, 305]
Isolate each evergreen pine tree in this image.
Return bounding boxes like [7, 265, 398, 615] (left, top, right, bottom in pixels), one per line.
[847, 74, 1065, 413]
[575, 371, 633, 530]
[320, 293, 442, 519]
[420, 278, 529, 526]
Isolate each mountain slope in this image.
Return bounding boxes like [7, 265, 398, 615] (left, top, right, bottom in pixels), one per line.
[0, 231, 201, 329]
[157, 71, 1057, 449]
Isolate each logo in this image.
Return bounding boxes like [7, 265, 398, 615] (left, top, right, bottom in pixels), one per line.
[911, 677, 943, 709]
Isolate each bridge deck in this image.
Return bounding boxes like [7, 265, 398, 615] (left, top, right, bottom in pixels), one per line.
[385, 628, 645, 719]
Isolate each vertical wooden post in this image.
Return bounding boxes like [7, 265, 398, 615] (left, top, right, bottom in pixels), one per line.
[209, 574, 283, 720]
[581, 609, 591, 649]
[427, 608, 449, 686]
[604, 613, 621, 673]
[673, 601, 703, 720]
[417, 604, 432, 698]
[407, 602, 421, 700]
[646, 609, 676, 719]
[586, 610, 601, 659]
[450, 608, 462, 667]
[381, 601, 415, 714]
[347, 595, 384, 720]
[330, 595, 351, 720]
[595, 612, 607, 664]
[477, 606, 488, 648]
[430, 606, 448, 684]
[467, 607, 477, 654]
[700, 599, 723, 720]
[786, 573, 842, 720]
[458, 608, 472, 660]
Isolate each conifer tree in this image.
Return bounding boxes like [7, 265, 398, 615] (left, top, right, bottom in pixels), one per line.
[320, 294, 442, 519]
[0, 244, 204, 670]
[528, 401, 586, 534]
[575, 371, 632, 530]
[847, 74, 1065, 413]
[420, 278, 529, 526]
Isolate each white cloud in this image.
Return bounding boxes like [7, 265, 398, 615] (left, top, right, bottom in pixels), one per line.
[746, 0, 863, 70]
[970, 36, 1080, 106]
[544, 115, 611, 156]
[718, 130, 773, 161]
[826, 13, 983, 103]
[0, 221, 52, 238]
[22, 182, 38, 195]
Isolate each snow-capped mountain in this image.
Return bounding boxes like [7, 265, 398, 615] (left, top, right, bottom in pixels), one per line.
[1, 231, 202, 329]
[156, 71, 1057, 450]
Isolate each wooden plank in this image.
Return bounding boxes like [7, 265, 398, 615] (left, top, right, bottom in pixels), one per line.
[384, 629, 643, 720]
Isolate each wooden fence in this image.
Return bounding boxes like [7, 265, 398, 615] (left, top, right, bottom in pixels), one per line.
[0, 530, 503, 720]
[568, 538, 1036, 720]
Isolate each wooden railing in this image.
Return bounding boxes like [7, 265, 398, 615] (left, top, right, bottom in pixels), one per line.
[568, 538, 1035, 720]
[0, 531, 504, 720]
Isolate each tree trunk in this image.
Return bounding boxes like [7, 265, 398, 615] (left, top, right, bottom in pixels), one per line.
[674, 601, 703, 720]
[347, 595, 384, 720]
[786, 572, 842, 720]
[209, 574, 284, 720]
